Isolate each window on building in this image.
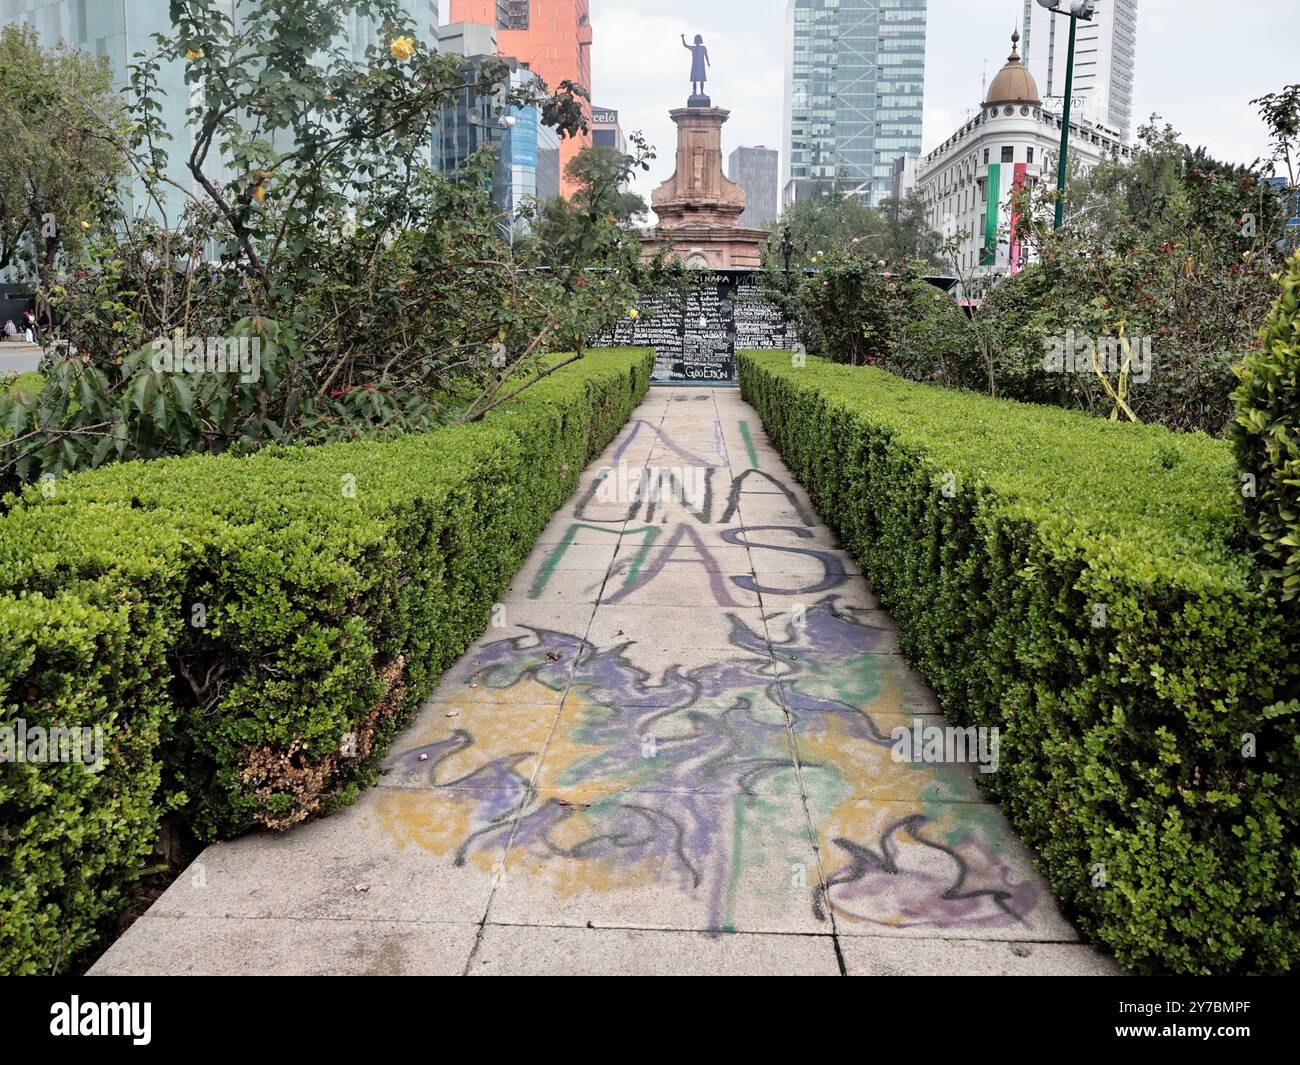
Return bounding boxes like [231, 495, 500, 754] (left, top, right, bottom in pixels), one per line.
[504, 1, 530, 31]
[1001, 146, 1014, 163]
[1026, 147, 1034, 165]
[983, 148, 990, 164]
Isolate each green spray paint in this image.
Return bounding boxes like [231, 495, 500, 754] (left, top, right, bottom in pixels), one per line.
[738, 420, 760, 469]
[615, 526, 663, 588]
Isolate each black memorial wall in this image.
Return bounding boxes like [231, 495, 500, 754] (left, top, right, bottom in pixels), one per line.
[592, 269, 796, 382]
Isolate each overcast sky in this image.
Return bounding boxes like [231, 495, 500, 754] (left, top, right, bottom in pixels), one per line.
[584, 0, 1300, 208]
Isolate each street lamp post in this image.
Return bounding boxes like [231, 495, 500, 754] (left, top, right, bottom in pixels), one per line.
[780, 226, 794, 274]
[1036, 0, 1096, 228]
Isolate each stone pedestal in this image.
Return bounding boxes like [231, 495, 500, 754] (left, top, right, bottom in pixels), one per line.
[640, 104, 768, 271]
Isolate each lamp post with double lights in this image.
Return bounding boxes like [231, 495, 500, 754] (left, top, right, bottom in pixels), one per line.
[1035, 0, 1096, 228]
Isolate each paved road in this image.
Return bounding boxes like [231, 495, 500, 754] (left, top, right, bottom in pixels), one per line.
[92, 386, 1118, 975]
[0, 344, 42, 375]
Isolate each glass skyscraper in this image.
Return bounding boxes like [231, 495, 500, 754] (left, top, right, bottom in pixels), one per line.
[783, 0, 927, 208]
[728, 146, 780, 228]
[437, 52, 561, 235]
[1021, 0, 1137, 143]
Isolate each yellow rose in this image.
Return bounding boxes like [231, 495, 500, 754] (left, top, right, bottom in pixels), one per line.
[389, 36, 415, 62]
[627, 308, 639, 320]
[185, 47, 204, 61]
[251, 170, 273, 204]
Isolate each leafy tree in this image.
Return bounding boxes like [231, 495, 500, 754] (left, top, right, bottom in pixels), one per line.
[777, 111, 1294, 431]
[1252, 83, 1300, 186]
[527, 143, 650, 264]
[0, 24, 125, 284]
[1035, 120, 1283, 256]
[967, 118, 1292, 430]
[878, 188, 945, 269]
[771, 233, 972, 379]
[765, 183, 942, 272]
[765, 184, 888, 268]
[1, 0, 658, 488]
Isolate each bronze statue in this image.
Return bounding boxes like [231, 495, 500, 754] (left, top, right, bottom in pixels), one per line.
[681, 33, 710, 97]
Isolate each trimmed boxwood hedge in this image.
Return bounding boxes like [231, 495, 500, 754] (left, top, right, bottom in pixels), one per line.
[0, 348, 651, 974]
[1232, 250, 1300, 603]
[740, 350, 1299, 975]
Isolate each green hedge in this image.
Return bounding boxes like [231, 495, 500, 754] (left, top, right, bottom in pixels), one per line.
[740, 350, 1299, 975]
[0, 348, 651, 974]
[1232, 250, 1300, 603]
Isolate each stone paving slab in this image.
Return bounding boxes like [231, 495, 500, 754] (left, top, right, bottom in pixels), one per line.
[380, 700, 559, 792]
[585, 605, 772, 652]
[599, 564, 762, 607]
[777, 652, 945, 718]
[612, 541, 754, 563]
[750, 551, 862, 583]
[509, 540, 620, 575]
[814, 799, 1078, 942]
[565, 645, 787, 708]
[840, 936, 1122, 976]
[734, 522, 847, 553]
[534, 697, 800, 799]
[534, 513, 632, 545]
[469, 925, 841, 976]
[144, 796, 503, 925]
[486, 791, 828, 934]
[90, 383, 1114, 976]
[795, 713, 985, 804]
[619, 520, 750, 549]
[503, 570, 607, 605]
[92, 917, 480, 976]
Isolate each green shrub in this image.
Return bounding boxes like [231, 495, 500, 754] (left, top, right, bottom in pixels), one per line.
[0, 348, 651, 973]
[2, 371, 43, 397]
[740, 350, 1299, 974]
[780, 253, 975, 381]
[1233, 251, 1300, 602]
[887, 275, 981, 390]
[0, 588, 174, 974]
[792, 254, 899, 366]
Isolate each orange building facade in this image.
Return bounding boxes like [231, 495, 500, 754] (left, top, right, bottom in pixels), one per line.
[449, 0, 593, 198]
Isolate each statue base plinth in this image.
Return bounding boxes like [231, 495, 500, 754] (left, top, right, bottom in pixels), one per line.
[687, 94, 712, 108]
[643, 101, 767, 270]
[640, 224, 769, 270]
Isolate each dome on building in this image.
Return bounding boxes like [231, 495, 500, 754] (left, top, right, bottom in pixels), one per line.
[983, 31, 1040, 108]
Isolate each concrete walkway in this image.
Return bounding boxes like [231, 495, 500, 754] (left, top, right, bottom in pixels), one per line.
[92, 386, 1118, 976]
